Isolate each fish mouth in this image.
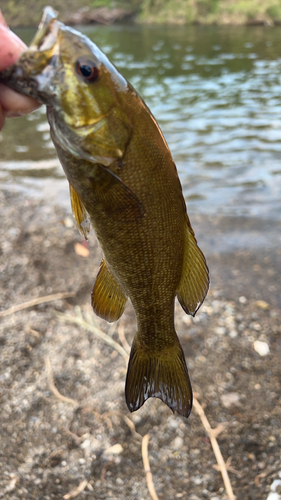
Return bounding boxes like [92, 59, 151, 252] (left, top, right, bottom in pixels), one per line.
[0, 7, 61, 103]
[30, 6, 60, 52]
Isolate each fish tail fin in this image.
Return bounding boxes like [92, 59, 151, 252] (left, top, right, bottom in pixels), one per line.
[125, 337, 192, 418]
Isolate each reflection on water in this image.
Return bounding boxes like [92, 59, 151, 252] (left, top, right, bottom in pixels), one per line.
[1, 24, 281, 223]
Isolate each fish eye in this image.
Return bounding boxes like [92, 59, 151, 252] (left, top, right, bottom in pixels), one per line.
[75, 58, 99, 82]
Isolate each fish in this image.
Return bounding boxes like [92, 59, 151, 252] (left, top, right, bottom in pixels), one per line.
[0, 7, 209, 418]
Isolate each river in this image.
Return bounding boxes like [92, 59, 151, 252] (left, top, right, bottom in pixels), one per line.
[1, 23, 281, 252]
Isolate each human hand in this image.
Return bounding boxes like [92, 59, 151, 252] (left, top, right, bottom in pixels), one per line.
[0, 11, 40, 131]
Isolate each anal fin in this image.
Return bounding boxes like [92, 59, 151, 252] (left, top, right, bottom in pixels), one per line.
[177, 214, 209, 316]
[91, 259, 127, 322]
[125, 338, 192, 418]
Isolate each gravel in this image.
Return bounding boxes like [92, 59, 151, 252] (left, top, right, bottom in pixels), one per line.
[0, 188, 280, 499]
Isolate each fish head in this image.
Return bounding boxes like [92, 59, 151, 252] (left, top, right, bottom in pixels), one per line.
[1, 7, 132, 165]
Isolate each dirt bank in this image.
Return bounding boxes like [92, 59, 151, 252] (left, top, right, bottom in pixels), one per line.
[0, 188, 280, 499]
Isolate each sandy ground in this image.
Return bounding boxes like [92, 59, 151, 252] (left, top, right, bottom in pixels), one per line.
[0, 188, 281, 500]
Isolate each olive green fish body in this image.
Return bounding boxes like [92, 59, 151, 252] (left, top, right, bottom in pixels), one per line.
[51, 87, 185, 317]
[0, 8, 209, 417]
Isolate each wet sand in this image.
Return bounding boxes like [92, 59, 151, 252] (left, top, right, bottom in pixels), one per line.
[0, 188, 280, 500]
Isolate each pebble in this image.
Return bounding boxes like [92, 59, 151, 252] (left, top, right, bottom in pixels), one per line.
[172, 437, 183, 449]
[201, 305, 213, 315]
[64, 217, 74, 228]
[192, 477, 202, 485]
[239, 296, 247, 304]
[255, 300, 270, 310]
[81, 438, 92, 450]
[197, 355, 206, 363]
[104, 444, 123, 455]
[214, 326, 226, 335]
[167, 416, 179, 429]
[251, 322, 262, 331]
[254, 340, 270, 356]
[220, 392, 240, 408]
[267, 493, 280, 500]
[266, 471, 281, 500]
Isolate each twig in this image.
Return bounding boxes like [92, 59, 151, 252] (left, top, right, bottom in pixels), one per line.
[45, 355, 78, 406]
[0, 292, 75, 318]
[64, 429, 84, 446]
[26, 326, 41, 337]
[193, 397, 236, 500]
[56, 312, 128, 361]
[142, 434, 159, 500]
[254, 468, 277, 487]
[63, 479, 89, 499]
[101, 460, 114, 481]
[122, 414, 142, 441]
[213, 456, 241, 476]
[118, 320, 131, 355]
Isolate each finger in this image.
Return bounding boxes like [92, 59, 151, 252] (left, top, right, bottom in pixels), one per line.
[0, 83, 40, 116]
[0, 10, 41, 122]
[0, 24, 27, 71]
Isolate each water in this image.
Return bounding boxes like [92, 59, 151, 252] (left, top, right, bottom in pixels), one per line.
[1, 24, 281, 235]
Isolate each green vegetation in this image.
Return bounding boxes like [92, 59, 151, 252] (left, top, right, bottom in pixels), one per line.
[2, 0, 281, 27]
[1, 0, 90, 27]
[139, 0, 281, 24]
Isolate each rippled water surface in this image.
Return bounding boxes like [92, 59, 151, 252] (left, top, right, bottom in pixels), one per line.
[1, 24, 281, 223]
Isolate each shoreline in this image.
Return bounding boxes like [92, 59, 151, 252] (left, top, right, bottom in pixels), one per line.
[6, 19, 281, 30]
[2, 3, 281, 28]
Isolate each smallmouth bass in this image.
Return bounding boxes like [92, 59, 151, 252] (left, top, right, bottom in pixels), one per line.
[0, 8, 209, 417]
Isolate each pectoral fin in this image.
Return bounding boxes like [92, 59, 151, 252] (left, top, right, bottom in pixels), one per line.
[91, 259, 127, 322]
[96, 166, 145, 223]
[69, 183, 90, 240]
[177, 215, 209, 316]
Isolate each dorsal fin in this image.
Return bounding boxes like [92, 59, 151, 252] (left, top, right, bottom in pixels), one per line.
[69, 183, 90, 240]
[177, 214, 209, 316]
[91, 259, 127, 322]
